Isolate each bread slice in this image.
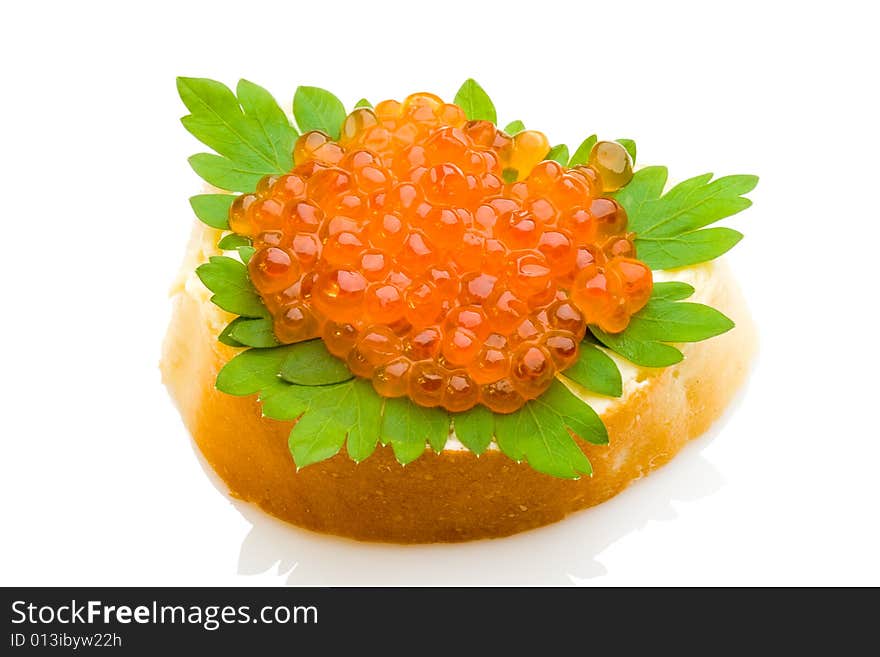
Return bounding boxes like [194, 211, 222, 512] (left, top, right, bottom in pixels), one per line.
[161, 221, 756, 543]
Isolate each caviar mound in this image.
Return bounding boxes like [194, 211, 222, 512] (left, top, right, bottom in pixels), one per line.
[228, 93, 652, 413]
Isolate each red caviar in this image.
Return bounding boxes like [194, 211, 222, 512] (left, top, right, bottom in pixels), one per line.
[229, 92, 648, 413]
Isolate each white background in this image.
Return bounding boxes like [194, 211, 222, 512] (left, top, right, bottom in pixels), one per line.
[2, 0, 878, 586]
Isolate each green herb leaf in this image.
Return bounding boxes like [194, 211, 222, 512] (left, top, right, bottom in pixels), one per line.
[190, 194, 234, 229]
[629, 300, 736, 343]
[259, 380, 332, 420]
[612, 166, 668, 219]
[342, 380, 384, 462]
[354, 98, 373, 109]
[454, 79, 497, 124]
[278, 340, 353, 386]
[217, 342, 353, 396]
[569, 134, 597, 166]
[237, 245, 255, 264]
[217, 233, 251, 250]
[235, 79, 297, 172]
[617, 138, 637, 164]
[547, 144, 570, 165]
[503, 120, 525, 134]
[228, 317, 279, 348]
[592, 285, 735, 367]
[288, 408, 348, 468]
[381, 397, 450, 464]
[563, 343, 623, 398]
[178, 77, 294, 173]
[452, 406, 494, 455]
[534, 380, 608, 446]
[495, 381, 597, 479]
[593, 335, 683, 368]
[218, 318, 246, 347]
[635, 173, 759, 236]
[287, 378, 383, 466]
[618, 170, 758, 269]
[216, 347, 287, 395]
[188, 153, 266, 193]
[636, 227, 744, 271]
[195, 255, 268, 318]
[293, 86, 346, 139]
[651, 281, 696, 301]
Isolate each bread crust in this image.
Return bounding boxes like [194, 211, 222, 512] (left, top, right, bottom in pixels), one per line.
[161, 222, 756, 543]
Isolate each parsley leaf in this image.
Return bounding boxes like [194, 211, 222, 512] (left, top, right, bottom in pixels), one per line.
[381, 397, 449, 464]
[563, 343, 623, 397]
[534, 380, 608, 446]
[215, 346, 289, 395]
[287, 379, 382, 467]
[293, 86, 346, 139]
[617, 168, 758, 270]
[454, 79, 497, 124]
[190, 194, 234, 230]
[218, 318, 246, 347]
[637, 228, 744, 270]
[237, 245, 255, 264]
[288, 404, 349, 468]
[613, 166, 668, 218]
[495, 380, 600, 479]
[188, 153, 268, 193]
[278, 339, 353, 386]
[195, 256, 268, 318]
[547, 144, 570, 165]
[178, 77, 296, 194]
[650, 281, 695, 301]
[217, 234, 251, 250]
[235, 79, 297, 171]
[452, 406, 494, 455]
[227, 317, 279, 348]
[569, 134, 597, 166]
[354, 98, 373, 109]
[591, 282, 735, 367]
[217, 341, 353, 395]
[503, 119, 525, 134]
[343, 380, 384, 462]
[259, 380, 336, 420]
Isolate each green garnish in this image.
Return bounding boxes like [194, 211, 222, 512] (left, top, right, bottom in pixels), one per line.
[293, 86, 346, 139]
[454, 78, 497, 123]
[568, 134, 598, 166]
[179, 77, 297, 193]
[562, 343, 624, 398]
[546, 144, 570, 165]
[195, 256, 267, 318]
[503, 119, 525, 134]
[616, 167, 758, 270]
[190, 194, 235, 230]
[216, 234, 251, 250]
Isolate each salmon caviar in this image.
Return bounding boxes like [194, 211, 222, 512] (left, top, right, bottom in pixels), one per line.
[231, 93, 652, 413]
[588, 141, 634, 192]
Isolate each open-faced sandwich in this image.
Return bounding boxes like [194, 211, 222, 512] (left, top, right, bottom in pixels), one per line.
[162, 78, 757, 542]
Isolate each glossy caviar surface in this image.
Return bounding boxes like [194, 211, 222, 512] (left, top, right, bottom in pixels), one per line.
[228, 93, 650, 413]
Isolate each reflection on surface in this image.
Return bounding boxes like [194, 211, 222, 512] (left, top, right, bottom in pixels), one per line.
[191, 390, 748, 585]
[236, 448, 722, 585]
